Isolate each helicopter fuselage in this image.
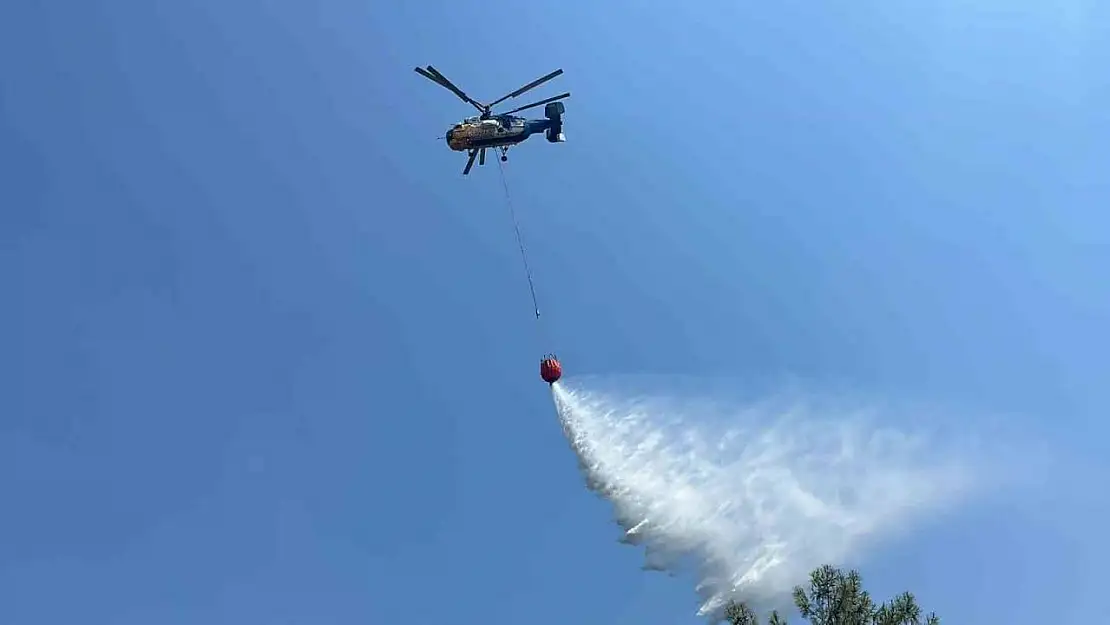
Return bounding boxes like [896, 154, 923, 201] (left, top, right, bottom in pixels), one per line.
[445, 115, 561, 152]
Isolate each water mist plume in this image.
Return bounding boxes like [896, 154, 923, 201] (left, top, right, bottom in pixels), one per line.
[551, 377, 1001, 620]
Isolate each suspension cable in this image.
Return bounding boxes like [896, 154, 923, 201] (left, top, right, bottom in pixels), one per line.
[496, 157, 541, 320]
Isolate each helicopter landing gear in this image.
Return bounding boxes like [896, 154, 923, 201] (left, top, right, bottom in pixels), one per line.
[499, 146, 509, 162]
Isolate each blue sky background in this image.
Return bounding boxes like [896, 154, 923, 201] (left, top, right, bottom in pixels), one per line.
[2, 1, 1108, 623]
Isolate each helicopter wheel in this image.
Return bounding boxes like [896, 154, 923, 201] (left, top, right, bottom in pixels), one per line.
[501, 155, 507, 162]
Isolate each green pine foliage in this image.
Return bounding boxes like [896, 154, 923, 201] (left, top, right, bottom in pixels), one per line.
[723, 565, 939, 625]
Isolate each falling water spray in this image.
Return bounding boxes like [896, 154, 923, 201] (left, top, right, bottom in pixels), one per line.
[549, 377, 1004, 620]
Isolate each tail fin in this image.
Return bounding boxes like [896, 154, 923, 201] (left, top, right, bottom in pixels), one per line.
[544, 101, 566, 143]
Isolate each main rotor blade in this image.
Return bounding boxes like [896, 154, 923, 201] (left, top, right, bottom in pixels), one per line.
[414, 65, 486, 113]
[479, 148, 486, 166]
[463, 149, 478, 175]
[486, 69, 563, 109]
[501, 92, 571, 115]
[414, 66, 453, 91]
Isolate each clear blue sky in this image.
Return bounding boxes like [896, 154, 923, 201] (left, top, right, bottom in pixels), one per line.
[2, 1, 1108, 623]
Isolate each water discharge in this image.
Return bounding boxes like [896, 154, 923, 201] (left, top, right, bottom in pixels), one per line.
[551, 377, 1003, 620]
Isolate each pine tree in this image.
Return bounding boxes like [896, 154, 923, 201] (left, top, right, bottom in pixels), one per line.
[723, 564, 939, 625]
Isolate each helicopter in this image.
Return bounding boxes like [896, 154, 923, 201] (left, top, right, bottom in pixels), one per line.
[414, 65, 570, 175]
